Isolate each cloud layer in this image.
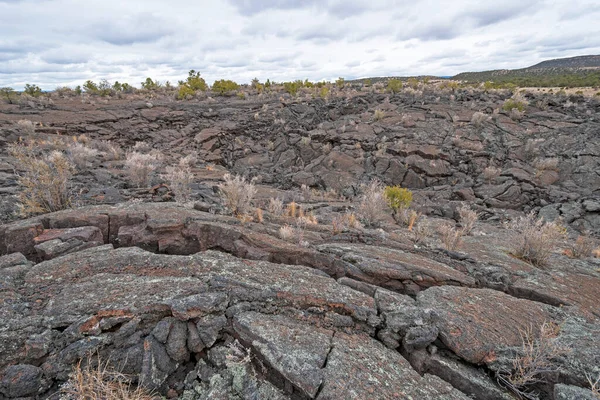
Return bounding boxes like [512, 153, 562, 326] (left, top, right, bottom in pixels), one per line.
[1, 0, 599, 89]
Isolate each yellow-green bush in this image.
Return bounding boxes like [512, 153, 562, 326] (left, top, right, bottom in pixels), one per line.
[387, 78, 403, 93]
[212, 79, 240, 95]
[502, 98, 526, 112]
[384, 186, 412, 213]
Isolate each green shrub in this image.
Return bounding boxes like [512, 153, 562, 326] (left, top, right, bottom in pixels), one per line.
[184, 70, 208, 91]
[83, 80, 99, 95]
[24, 84, 42, 97]
[319, 86, 329, 99]
[0, 87, 17, 104]
[502, 99, 526, 112]
[283, 81, 302, 96]
[407, 77, 419, 89]
[97, 79, 113, 96]
[336, 77, 345, 88]
[212, 79, 240, 95]
[384, 186, 413, 213]
[387, 78, 403, 93]
[141, 77, 162, 91]
[177, 85, 196, 100]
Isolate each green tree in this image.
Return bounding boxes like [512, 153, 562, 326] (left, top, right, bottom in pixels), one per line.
[0, 87, 17, 104]
[24, 84, 42, 97]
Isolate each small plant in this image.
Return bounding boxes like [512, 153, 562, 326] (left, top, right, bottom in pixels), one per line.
[9, 144, 74, 216]
[383, 186, 413, 222]
[218, 174, 256, 216]
[93, 140, 122, 160]
[335, 77, 345, 88]
[471, 111, 490, 127]
[162, 160, 194, 203]
[387, 78, 403, 93]
[438, 223, 463, 251]
[16, 119, 35, 134]
[357, 180, 388, 227]
[267, 197, 284, 215]
[124, 151, 162, 187]
[483, 166, 502, 183]
[0, 87, 17, 104]
[502, 98, 527, 113]
[458, 204, 478, 235]
[373, 109, 385, 121]
[279, 225, 295, 241]
[319, 86, 329, 99]
[566, 234, 596, 259]
[60, 355, 155, 400]
[68, 142, 99, 169]
[497, 322, 566, 399]
[287, 201, 299, 218]
[506, 212, 565, 267]
[332, 212, 363, 234]
[411, 216, 431, 244]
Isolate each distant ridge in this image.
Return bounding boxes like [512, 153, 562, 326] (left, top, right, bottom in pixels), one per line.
[452, 55, 600, 87]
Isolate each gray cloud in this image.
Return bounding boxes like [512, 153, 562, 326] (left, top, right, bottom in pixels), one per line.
[0, 0, 598, 89]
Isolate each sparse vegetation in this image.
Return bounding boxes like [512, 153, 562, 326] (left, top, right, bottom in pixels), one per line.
[566, 234, 596, 259]
[483, 166, 502, 183]
[458, 204, 478, 235]
[8, 144, 74, 216]
[124, 151, 162, 187]
[59, 356, 155, 400]
[357, 180, 388, 227]
[267, 197, 284, 216]
[24, 83, 42, 97]
[497, 322, 566, 399]
[16, 119, 35, 134]
[177, 70, 208, 99]
[506, 212, 565, 267]
[383, 186, 412, 223]
[503, 98, 527, 113]
[471, 111, 490, 127]
[0, 87, 17, 104]
[373, 109, 385, 121]
[67, 142, 99, 169]
[218, 174, 256, 216]
[387, 78, 403, 93]
[438, 223, 463, 251]
[332, 212, 363, 234]
[162, 157, 195, 203]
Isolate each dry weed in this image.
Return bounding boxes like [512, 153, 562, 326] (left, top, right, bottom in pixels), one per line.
[9, 144, 73, 216]
[471, 111, 490, 127]
[438, 224, 463, 251]
[16, 119, 35, 134]
[506, 212, 565, 267]
[68, 142, 99, 169]
[483, 166, 502, 183]
[357, 179, 388, 227]
[566, 234, 596, 259]
[373, 109, 385, 121]
[458, 205, 478, 235]
[255, 208, 264, 223]
[412, 217, 431, 244]
[279, 225, 295, 241]
[498, 322, 566, 399]
[162, 163, 193, 203]
[124, 151, 162, 187]
[59, 356, 156, 400]
[93, 140, 122, 160]
[267, 198, 284, 215]
[332, 212, 363, 234]
[218, 173, 256, 216]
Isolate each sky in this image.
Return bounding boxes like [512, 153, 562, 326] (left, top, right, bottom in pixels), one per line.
[1, 0, 600, 90]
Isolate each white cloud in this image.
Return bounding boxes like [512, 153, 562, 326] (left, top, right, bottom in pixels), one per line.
[0, 0, 599, 89]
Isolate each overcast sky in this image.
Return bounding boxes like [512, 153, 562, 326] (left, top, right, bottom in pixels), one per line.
[1, 0, 599, 90]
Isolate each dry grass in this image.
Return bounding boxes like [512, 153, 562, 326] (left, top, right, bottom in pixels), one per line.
[357, 179, 388, 227]
[373, 109, 385, 121]
[9, 144, 73, 216]
[124, 151, 162, 187]
[458, 205, 478, 235]
[287, 201, 299, 218]
[332, 212, 363, 234]
[60, 357, 156, 400]
[68, 142, 100, 169]
[483, 166, 502, 183]
[93, 140, 122, 160]
[218, 173, 256, 216]
[16, 119, 35, 134]
[471, 111, 491, 127]
[162, 164, 193, 203]
[267, 197, 284, 215]
[279, 225, 295, 241]
[565, 234, 596, 259]
[438, 224, 463, 251]
[411, 216, 431, 244]
[506, 212, 565, 267]
[255, 208, 264, 223]
[498, 322, 566, 399]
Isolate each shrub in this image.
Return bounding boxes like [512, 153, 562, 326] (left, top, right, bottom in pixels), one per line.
[332, 212, 363, 234]
[83, 80, 99, 95]
[16, 119, 35, 134]
[383, 186, 412, 217]
[278, 225, 295, 241]
[319, 86, 329, 99]
[458, 204, 478, 235]
[387, 78, 403, 93]
[8, 144, 73, 216]
[502, 98, 526, 112]
[438, 224, 463, 251]
[483, 166, 501, 183]
[184, 70, 208, 91]
[140, 77, 162, 91]
[357, 180, 388, 227]
[177, 85, 196, 100]
[267, 198, 284, 215]
[283, 81, 302, 96]
[0, 87, 17, 104]
[567, 234, 595, 259]
[471, 111, 490, 127]
[93, 140, 122, 160]
[506, 212, 565, 267]
[212, 79, 240, 95]
[497, 322, 565, 398]
[68, 142, 99, 169]
[218, 173, 256, 216]
[411, 216, 431, 244]
[373, 109, 385, 121]
[60, 356, 155, 400]
[24, 83, 42, 97]
[124, 151, 162, 187]
[162, 162, 194, 203]
[336, 77, 345, 88]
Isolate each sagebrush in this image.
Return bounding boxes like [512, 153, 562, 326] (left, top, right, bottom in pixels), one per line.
[507, 212, 565, 267]
[218, 174, 256, 216]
